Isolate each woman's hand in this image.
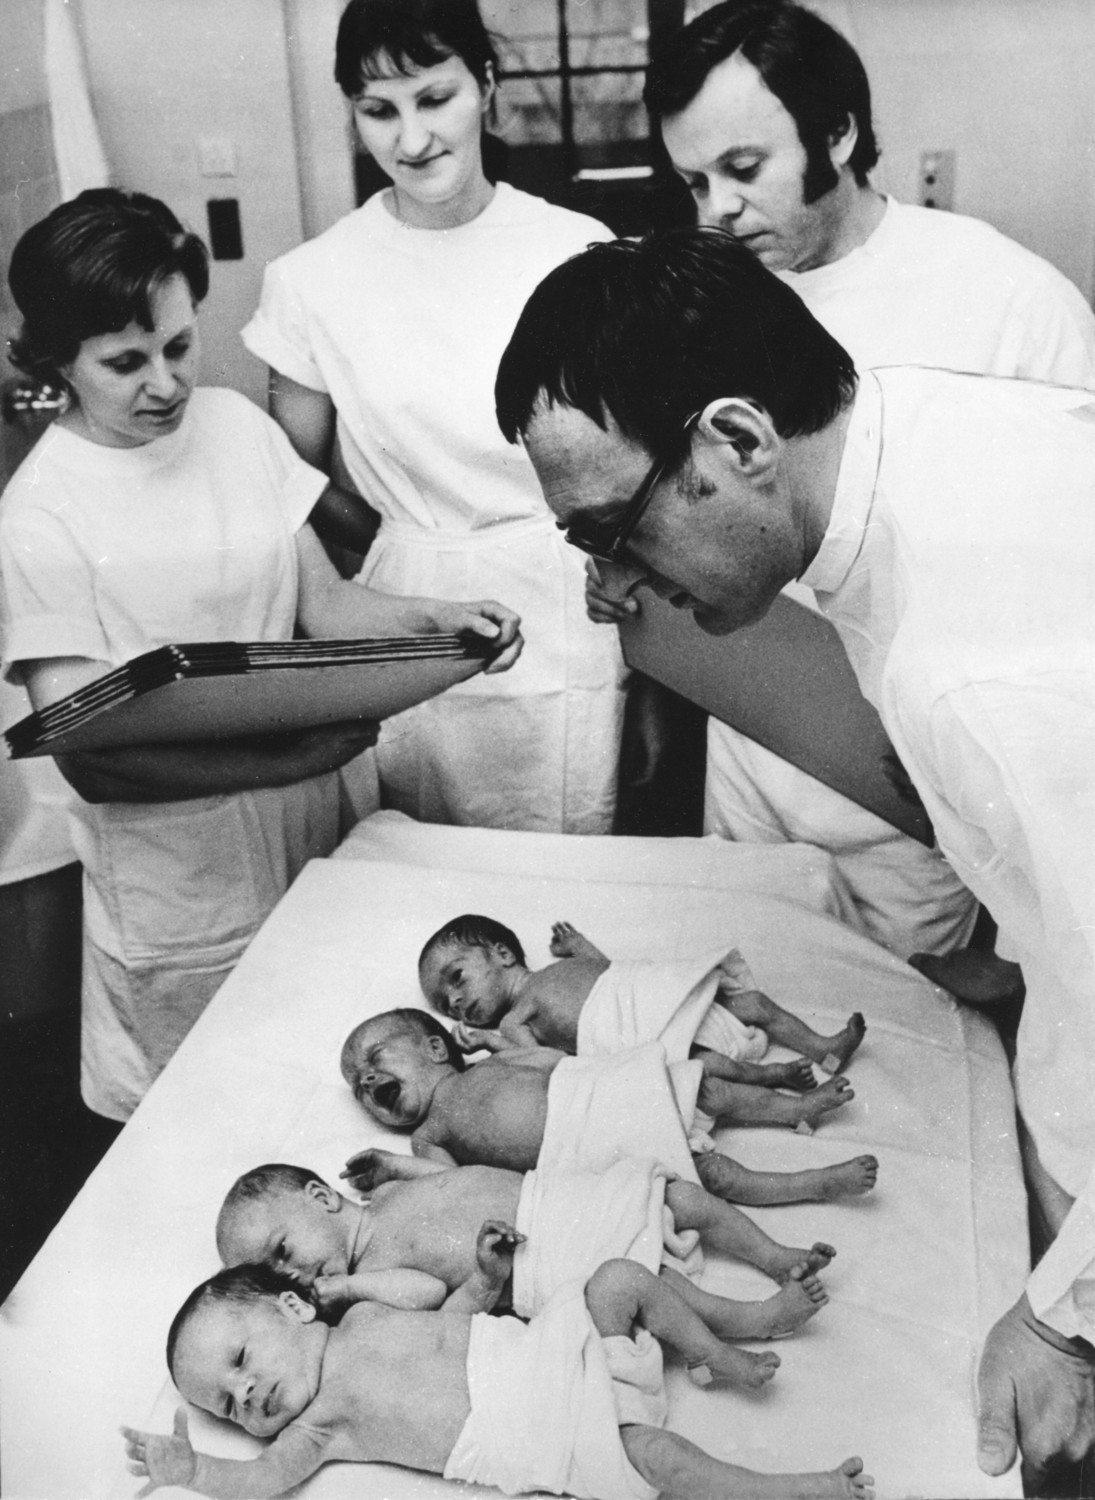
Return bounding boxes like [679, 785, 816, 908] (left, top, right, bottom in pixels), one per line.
[425, 599, 523, 674]
[585, 557, 640, 625]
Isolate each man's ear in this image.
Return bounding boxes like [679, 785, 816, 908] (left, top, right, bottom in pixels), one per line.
[305, 1179, 341, 1213]
[278, 1290, 317, 1323]
[828, 111, 858, 170]
[480, 63, 497, 116]
[695, 397, 779, 475]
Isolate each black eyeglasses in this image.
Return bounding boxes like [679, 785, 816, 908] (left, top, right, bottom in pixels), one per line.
[561, 409, 702, 564]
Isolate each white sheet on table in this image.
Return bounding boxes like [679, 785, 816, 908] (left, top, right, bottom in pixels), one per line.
[0, 818, 1026, 1500]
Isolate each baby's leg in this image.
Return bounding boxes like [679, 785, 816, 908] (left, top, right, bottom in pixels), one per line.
[548, 920, 609, 963]
[693, 1045, 817, 1093]
[693, 1150, 879, 1206]
[698, 1074, 854, 1132]
[620, 1428, 875, 1500]
[660, 1263, 827, 1340]
[585, 1258, 779, 1389]
[719, 985, 866, 1073]
[666, 1178, 836, 1284]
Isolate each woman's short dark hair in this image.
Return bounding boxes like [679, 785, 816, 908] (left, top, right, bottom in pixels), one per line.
[645, 0, 879, 200]
[419, 914, 526, 973]
[7, 188, 209, 387]
[496, 225, 857, 453]
[335, 0, 498, 95]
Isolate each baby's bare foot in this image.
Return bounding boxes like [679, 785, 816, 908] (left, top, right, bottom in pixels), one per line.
[773, 1057, 818, 1092]
[769, 1242, 836, 1282]
[818, 1014, 866, 1074]
[758, 1264, 828, 1336]
[690, 1345, 780, 1389]
[549, 921, 602, 961]
[795, 1076, 854, 1130]
[815, 1155, 878, 1200]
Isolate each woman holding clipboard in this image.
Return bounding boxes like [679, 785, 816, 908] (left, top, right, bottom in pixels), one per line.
[242, 0, 626, 833]
[0, 189, 520, 1122]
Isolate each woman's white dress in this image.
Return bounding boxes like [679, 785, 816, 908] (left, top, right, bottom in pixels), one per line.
[0, 389, 343, 1118]
[243, 183, 626, 832]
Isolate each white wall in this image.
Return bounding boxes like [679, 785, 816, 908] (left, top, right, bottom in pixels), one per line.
[79, 0, 309, 401]
[283, 0, 356, 240]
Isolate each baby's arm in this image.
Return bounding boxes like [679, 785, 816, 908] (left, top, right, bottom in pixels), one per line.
[441, 1221, 525, 1316]
[549, 920, 610, 967]
[314, 1268, 448, 1316]
[123, 1408, 323, 1498]
[340, 1147, 447, 1193]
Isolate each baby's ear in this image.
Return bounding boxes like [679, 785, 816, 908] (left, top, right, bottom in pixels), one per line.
[306, 1179, 342, 1213]
[279, 1290, 317, 1324]
[492, 943, 518, 968]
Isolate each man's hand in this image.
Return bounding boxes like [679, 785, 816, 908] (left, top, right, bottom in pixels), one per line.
[977, 1293, 1095, 1491]
[476, 1220, 526, 1287]
[585, 558, 640, 625]
[122, 1408, 197, 1496]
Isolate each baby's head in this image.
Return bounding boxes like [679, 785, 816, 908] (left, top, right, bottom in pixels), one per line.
[216, 1164, 356, 1290]
[418, 914, 527, 1027]
[340, 1007, 465, 1129]
[167, 1263, 327, 1439]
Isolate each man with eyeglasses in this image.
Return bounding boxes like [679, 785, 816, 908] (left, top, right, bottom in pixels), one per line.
[496, 223, 1095, 1496]
[590, 0, 1095, 975]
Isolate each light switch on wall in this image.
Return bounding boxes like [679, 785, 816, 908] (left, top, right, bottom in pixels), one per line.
[919, 150, 956, 211]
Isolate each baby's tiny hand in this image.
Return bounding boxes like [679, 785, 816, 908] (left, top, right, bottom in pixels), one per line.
[122, 1409, 196, 1496]
[453, 1022, 510, 1054]
[341, 1148, 398, 1194]
[476, 1220, 526, 1283]
[313, 1273, 352, 1316]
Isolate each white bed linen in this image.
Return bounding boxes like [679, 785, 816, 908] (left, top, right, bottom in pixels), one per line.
[0, 815, 1025, 1499]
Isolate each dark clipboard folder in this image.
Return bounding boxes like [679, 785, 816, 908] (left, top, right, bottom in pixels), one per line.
[618, 590, 933, 846]
[5, 633, 493, 759]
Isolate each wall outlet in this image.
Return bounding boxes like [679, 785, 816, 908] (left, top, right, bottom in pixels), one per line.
[919, 149, 955, 211]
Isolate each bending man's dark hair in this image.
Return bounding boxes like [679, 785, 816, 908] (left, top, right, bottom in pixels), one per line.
[419, 913, 526, 971]
[645, 0, 879, 201]
[335, 0, 498, 95]
[167, 1264, 302, 1380]
[496, 225, 857, 454]
[7, 188, 209, 386]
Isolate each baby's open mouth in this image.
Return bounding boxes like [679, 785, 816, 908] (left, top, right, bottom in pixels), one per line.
[373, 1079, 400, 1111]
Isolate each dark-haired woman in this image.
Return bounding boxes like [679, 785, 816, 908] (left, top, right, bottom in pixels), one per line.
[0, 189, 519, 1120]
[243, 0, 626, 833]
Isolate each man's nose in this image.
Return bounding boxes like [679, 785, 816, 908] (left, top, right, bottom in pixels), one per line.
[703, 181, 745, 226]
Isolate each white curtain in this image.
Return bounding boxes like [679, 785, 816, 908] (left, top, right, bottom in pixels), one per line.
[45, 0, 109, 197]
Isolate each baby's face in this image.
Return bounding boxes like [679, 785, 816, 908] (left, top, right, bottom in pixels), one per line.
[220, 1187, 351, 1291]
[173, 1293, 323, 1439]
[343, 1017, 441, 1129]
[420, 941, 511, 1028]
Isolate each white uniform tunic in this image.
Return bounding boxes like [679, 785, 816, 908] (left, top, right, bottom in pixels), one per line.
[242, 183, 626, 833]
[803, 367, 1095, 1333]
[705, 198, 1095, 956]
[0, 389, 341, 1120]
